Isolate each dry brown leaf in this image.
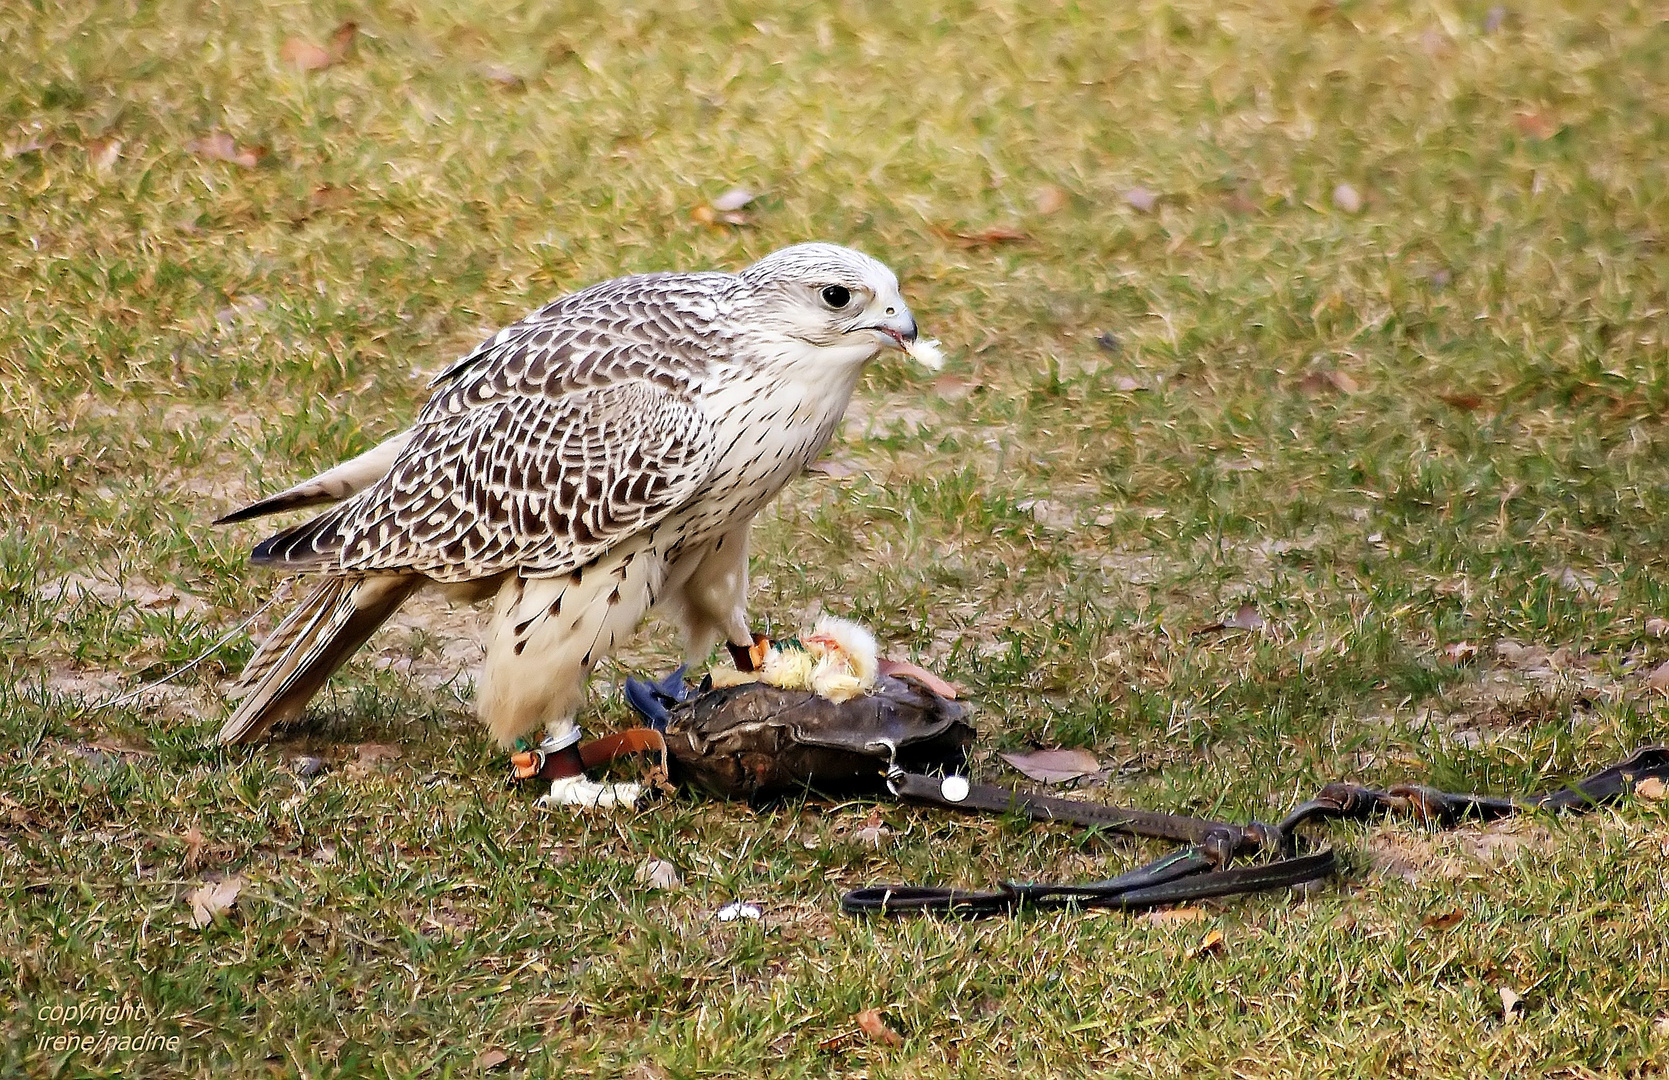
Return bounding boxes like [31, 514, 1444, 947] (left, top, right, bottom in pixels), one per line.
[187, 132, 266, 169]
[1033, 184, 1068, 215]
[1635, 776, 1666, 801]
[280, 38, 334, 70]
[875, 659, 961, 699]
[1438, 391, 1484, 411]
[344, 742, 402, 780]
[1228, 602, 1266, 631]
[806, 457, 856, 479]
[1419, 27, 1452, 57]
[329, 21, 359, 57]
[282, 22, 357, 70]
[4, 139, 49, 159]
[1123, 186, 1158, 213]
[855, 1008, 902, 1047]
[310, 184, 352, 211]
[691, 202, 748, 227]
[186, 875, 244, 928]
[1139, 906, 1209, 927]
[1554, 567, 1599, 598]
[635, 858, 680, 890]
[851, 808, 890, 847]
[355, 742, 402, 764]
[930, 373, 982, 400]
[479, 64, 526, 90]
[1421, 907, 1464, 931]
[1192, 602, 1266, 637]
[1299, 369, 1359, 395]
[180, 825, 205, 872]
[1444, 641, 1479, 665]
[932, 224, 1030, 248]
[1646, 661, 1669, 692]
[1192, 929, 1226, 958]
[1513, 111, 1558, 140]
[86, 137, 122, 172]
[999, 747, 1101, 784]
[474, 1049, 510, 1070]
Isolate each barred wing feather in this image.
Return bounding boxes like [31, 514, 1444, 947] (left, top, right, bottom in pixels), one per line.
[252, 380, 718, 582]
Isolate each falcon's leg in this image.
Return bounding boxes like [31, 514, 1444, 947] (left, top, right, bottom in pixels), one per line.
[478, 542, 667, 749]
[661, 523, 754, 665]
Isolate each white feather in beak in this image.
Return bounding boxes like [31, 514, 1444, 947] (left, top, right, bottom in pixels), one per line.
[904, 337, 946, 372]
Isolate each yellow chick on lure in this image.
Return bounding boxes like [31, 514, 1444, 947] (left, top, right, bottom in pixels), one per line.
[708, 615, 880, 702]
[803, 616, 880, 702]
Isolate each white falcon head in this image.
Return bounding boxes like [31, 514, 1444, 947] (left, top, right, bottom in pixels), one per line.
[736, 243, 924, 374]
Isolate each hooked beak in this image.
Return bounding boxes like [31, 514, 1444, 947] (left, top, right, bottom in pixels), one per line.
[865, 310, 918, 351]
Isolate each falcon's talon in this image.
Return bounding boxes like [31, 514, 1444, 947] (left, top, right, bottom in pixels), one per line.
[726, 633, 771, 673]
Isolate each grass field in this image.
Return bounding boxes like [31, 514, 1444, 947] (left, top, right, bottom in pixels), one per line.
[5, 0, 1669, 1075]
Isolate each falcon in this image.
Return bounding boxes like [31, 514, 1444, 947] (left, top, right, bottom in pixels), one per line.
[214, 243, 925, 760]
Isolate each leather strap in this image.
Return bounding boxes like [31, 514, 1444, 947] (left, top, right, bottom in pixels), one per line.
[888, 771, 1279, 860]
[844, 745, 1669, 917]
[510, 727, 670, 784]
[841, 846, 1336, 915]
[1289, 744, 1669, 828]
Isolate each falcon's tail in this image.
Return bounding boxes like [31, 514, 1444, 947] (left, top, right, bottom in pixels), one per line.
[214, 429, 412, 525]
[218, 575, 419, 745]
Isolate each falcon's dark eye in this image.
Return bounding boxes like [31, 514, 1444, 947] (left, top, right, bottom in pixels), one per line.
[820, 284, 851, 309]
